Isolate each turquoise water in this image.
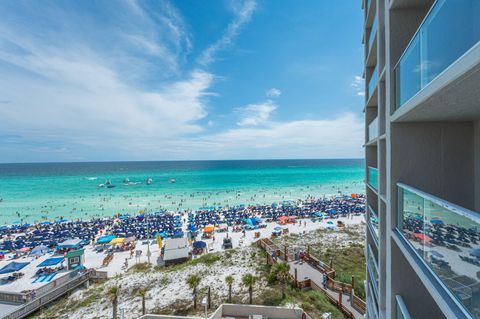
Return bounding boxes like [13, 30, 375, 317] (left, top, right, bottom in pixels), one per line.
[0, 159, 365, 224]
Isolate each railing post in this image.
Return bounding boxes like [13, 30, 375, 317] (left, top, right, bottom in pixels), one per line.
[284, 246, 288, 262]
[338, 288, 343, 307]
[329, 258, 333, 270]
[294, 268, 298, 288]
[307, 245, 310, 258]
[351, 275, 355, 289]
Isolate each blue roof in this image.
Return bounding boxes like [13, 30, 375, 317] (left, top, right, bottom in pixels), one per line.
[0, 261, 29, 274]
[37, 257, 64, 267]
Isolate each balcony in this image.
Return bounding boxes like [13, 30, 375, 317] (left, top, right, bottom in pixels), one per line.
[395, 0, 480, 109]
[368, 65, 378, 99]
[367, 117, 379, 142]
[368, 206, 379, 240]
[397, 183, 480, 318]
[367, 166, 378, 191]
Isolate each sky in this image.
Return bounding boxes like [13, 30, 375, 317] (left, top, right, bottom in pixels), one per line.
[0, 0, 365, 163]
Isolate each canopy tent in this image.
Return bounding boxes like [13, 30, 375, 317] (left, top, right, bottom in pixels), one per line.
[277, 216, 289, 224]
[244, 218, 259, 226]
[57, 238, 83, 249]
[192, 241, 207, 249]
[37, 257, 64, 268]
[430, 219, 444, 225]
[413, 233, 432, 242]
[109, 237, 126, 245]
[0, 261, 29, 274]
[203, 225, 215, 233]
[97, 235, 116, 244]
[30, 245, 50, 256]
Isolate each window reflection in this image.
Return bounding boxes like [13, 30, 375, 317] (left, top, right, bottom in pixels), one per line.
[399, 185, 480, 318]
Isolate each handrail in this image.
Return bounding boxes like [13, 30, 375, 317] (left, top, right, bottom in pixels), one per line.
[257, 239, 366, 317]
[4, 270, 100, 319]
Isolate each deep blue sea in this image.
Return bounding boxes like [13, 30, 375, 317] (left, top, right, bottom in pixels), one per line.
[0, 159, 364, 224]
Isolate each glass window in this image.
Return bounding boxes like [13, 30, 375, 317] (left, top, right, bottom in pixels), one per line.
[395, 0, 480, 108]
[398, 184, 480, 318]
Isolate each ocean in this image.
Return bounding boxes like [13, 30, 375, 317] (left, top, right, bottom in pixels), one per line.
[0, 159, 364, 225]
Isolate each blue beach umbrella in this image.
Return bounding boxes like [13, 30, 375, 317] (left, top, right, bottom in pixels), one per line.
[470, 249, 480, 258]
[430, 219, 443, 225]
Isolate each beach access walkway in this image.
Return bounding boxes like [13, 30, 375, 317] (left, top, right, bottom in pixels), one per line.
[257, 238, 366, 319]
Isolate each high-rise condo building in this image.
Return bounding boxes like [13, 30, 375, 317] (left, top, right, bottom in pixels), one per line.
[363, 0, 480, 318]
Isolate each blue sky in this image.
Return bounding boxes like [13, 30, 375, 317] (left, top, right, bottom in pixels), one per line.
[0, 0, 365, 163]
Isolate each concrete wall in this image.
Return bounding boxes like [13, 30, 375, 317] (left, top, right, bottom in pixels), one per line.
[390, 240, 446, 319]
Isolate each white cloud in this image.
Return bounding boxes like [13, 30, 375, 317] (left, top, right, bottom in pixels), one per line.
[266, 88, 281, 98]
[237, 100, 277, 126]
[180, 112, 364, 160]
[351, 75, 365, 97]
[198, 0, 257, 66]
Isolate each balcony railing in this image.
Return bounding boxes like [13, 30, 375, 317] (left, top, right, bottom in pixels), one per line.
[368, 117, 379, 141]
[367, 166, 378, 191]
[368, 65, 378, 99]
[368, 206, 379, 240]
[395, 295, 412, 319]
[395, 0, 480, 108]
[368, 14, 377, 53]
[367, 245, 379, 290]
[397, 183, 480, 318]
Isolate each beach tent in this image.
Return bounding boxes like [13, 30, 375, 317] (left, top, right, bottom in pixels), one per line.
[277, 216, 289, 225]
[57, 239, 83, 249]
[97, 235, 116, 244]
[193, 241, 207, 249]
[30, 245, 50, 256]
[203, 225, 215, 233]
[109, 237, 126, 245]
[413, 233, 432, 242]
[0, 261, 29, 274]
[37, 257, 64, 268]
[430, 219, 443, 225]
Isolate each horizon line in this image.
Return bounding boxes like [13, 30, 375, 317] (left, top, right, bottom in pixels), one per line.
[0, 157, 365, 165]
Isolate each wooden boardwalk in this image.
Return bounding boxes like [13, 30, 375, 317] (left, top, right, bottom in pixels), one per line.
[288, 260, 364, 319]
[257, 238, 366, 319]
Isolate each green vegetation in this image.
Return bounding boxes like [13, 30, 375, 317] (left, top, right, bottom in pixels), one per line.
[128, 262, 152, 273]
[313, 243, 366, 299]
[186, 274, 201, 309]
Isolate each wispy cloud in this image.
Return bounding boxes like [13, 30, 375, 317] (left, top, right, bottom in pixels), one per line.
[237, 100, 277, 126]
[198, 0, 257, 66]
[351, 75, 365, 97]
[266, 88, 281, 98]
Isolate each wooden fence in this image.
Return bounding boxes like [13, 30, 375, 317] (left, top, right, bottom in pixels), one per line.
[3, 269, 107, 319]
[257, 238, 366, 317]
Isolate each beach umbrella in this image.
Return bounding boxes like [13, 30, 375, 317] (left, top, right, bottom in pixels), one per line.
[109, 237, 126, 245]
[327, 221, 334, 225]
[429, 250, 444, 258]
[470, 248, 480, 258]
[40, 221, 51, 225]
[430, 219, 443, 225]
[274, 227, 283, 231]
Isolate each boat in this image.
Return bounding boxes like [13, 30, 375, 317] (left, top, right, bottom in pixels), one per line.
[146, 178, 153, 185]
[123, 177, 130, 184]
[98, 184, 105, 188]
[105, 179, 112, 186]
[169, 178, 176, 184]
